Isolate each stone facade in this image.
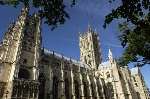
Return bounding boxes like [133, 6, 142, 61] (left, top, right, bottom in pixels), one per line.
[0, 7, 149, 99]
[0, 7, 40, 99]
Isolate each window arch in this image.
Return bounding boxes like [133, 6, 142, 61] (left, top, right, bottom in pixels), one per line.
[18, 68, 30, 79]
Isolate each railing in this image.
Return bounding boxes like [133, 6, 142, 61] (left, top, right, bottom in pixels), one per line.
[11, 79, 39, 99]
[43, 48, 90, 68]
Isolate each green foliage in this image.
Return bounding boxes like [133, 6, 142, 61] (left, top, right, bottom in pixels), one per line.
[0, 0, 76, 30]
[105, 0, 150, 66]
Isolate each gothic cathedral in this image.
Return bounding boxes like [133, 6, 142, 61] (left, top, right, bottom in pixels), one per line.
[0, 7, 149, 99]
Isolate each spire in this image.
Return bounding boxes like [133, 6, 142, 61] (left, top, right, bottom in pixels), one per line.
[21, 5, 29, 14]
[17, 6, 29, 21]
[108, 48, 113, 63]
[88, 24, 93, 32]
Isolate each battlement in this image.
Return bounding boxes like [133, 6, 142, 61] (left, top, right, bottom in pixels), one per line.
[43, 48, 90, 68]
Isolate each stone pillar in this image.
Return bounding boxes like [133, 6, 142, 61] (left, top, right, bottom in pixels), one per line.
[35, 84, 39, 99]
[70, 64, 75, 99]
[49, 70, 53, 99]
[92, 76, 100, 99]
[98, 78, 106, 99]
[78, 67, 84, 99]
[27, 84, 30, 99]
[58, 60, 66, 99]
[86, 73, 92, 99]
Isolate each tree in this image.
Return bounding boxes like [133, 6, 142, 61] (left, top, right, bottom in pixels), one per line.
[0, 0, 76, 30]
[104, 0, 150, 66]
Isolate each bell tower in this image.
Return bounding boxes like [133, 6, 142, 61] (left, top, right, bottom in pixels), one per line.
[79, 25, 102, 69]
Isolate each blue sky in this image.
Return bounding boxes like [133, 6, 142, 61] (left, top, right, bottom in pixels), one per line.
[0, 0, 149, 88]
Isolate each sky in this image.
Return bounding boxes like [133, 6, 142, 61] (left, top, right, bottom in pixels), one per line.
[0, 0, 149, 88]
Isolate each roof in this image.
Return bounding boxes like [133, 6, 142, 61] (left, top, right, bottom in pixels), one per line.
[43, 48, 90, 69]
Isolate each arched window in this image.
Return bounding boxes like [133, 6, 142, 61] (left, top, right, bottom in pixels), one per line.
[83, 81, 88, 99]
[65, 78, 70, 99]
[53, 76, 58, 99]
[74, 80, 79, 99]
[107, 82, 114, 98]
[38, 73, 46, 99]
[18, 68, 30, 79]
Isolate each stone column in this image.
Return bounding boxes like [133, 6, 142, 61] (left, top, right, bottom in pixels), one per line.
[70, 64, 75, 99]
[35, 84, 39, 99]
[78, 67, 84, 99]
[49, 70, 53, 99]
[86, 73, 92, 99]
[92, 76, 100, 99]
[58, 60, 66, 99]
[27, 83, 30, 99]
[98, 78, 106, 99]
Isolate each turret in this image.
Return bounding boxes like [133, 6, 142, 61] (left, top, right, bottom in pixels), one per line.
[108, 49, 114, 64]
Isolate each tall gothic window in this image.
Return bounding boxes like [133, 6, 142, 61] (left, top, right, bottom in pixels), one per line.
[65, 78, 70, 99]
[38, 73, 46, 99]
[74, 80, 79, 99]
[101, 81, 114, 99]
[53, 76, 58, 99]
[83, 81, 88, 99]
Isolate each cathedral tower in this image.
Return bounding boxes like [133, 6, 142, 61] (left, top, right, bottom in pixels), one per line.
[0, 7, 29, 98]
[15, 13, 41, 81]
[79, 26, 102, 69]
[0, 7, 41, 99]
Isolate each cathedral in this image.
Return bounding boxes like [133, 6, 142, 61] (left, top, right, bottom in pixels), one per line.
[0, 7, 149, 99]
